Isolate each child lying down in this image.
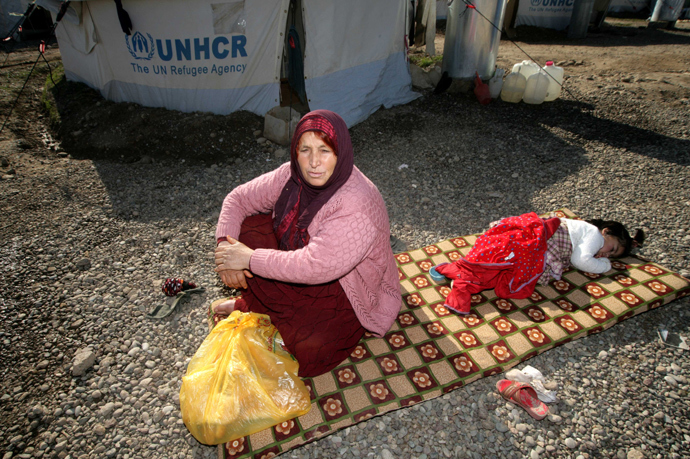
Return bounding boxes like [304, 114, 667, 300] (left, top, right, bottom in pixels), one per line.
[432, 212, 644, 315]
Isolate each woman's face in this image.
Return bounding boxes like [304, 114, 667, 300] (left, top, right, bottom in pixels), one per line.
[297, 131, 337, 187]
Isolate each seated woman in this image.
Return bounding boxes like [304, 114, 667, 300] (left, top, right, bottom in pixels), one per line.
[213, 110, 402, 377]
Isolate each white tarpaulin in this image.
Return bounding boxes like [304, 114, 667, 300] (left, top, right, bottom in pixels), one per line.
[514, 0, 575, 30]
[303, 0, 418, 126]
[38, 0, 418, 127]
[608, 0, 650, 13]
[39, 0, 287, 118]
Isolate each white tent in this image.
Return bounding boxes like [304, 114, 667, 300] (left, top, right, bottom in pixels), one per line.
[512, 0, 653, 30]
[37, 0, 419, 127]
[514, 0, 576, 30]
[608, 0, 650, 13]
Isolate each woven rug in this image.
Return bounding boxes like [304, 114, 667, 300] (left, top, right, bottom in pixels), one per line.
[213, 209, 690, 459]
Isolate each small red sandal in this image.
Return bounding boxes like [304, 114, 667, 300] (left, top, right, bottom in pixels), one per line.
[496, 379, 549, 420]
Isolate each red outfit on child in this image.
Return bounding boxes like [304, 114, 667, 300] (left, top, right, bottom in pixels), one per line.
[436, 213, 561, 314]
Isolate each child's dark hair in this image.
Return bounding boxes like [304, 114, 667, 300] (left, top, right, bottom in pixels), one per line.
[587, 219, 645, 257]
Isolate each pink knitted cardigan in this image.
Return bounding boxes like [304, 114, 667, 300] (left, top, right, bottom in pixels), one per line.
[216, 162, 402, 337]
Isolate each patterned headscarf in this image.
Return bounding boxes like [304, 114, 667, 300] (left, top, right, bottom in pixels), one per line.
[273, 110, 354, 250]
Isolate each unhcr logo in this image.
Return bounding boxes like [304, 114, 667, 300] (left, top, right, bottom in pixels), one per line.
[156, 36, 247, 61]
[125, 31, 248, 77]
[126, 32, 156, 60]
[125, 32, 247, 62]
[530, 0, 574, 6]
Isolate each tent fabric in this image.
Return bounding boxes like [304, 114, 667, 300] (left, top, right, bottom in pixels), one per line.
[38, 0, 419, 127]
[514, 0, 575, 31]
[608, 0, 650, 13]
[46, 2, 96, 55]
[31, 0, 82, 25]
[39, 0, 287, 118]
[414, 0, 437, 56]
[302, 0, 419, 126]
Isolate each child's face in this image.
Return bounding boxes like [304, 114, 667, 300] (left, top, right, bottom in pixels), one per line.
[595, 231, 624, 259]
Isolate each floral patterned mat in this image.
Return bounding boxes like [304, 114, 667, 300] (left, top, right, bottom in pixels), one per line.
[214, 209, 690, 459]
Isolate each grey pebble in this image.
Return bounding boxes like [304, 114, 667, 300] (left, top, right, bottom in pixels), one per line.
[100, 402, 115, 418]
[547, 414, 562, 423]
[565, 438, 578, 449]
[664, 375, 678, 387]
[3, 38, 690, 459]
[495, 421, 509, 433]
[71, 348, 96, 376]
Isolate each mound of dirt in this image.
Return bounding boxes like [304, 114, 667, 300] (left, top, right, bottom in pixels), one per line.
[41, 66, 265, 165]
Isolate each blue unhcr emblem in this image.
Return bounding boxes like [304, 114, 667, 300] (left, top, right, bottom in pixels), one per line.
[126, 31, 156, 60]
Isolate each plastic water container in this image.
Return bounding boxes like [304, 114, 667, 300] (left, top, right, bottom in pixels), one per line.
[489, 68, 505, 99]
[523, 70, 549, 105]
[542, 61, 564, 102]
[500, 72, 526, 103]
[511, 60, 541, 80]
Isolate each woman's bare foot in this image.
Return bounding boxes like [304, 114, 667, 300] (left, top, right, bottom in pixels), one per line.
[212, 299, 236, 315]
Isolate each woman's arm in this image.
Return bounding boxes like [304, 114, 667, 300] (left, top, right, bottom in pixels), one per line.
[250, 208, 379, 285]
[215, 238, 254, 289]
[215, 163, 290, 242]
[214, 164, 289, 289]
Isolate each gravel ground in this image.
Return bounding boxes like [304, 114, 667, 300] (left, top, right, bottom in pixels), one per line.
[2, 36, 690, 459]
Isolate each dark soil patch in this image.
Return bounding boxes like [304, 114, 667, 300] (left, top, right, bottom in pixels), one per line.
[41, 64, 263, 165]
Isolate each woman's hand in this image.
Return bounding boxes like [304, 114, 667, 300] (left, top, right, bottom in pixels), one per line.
[218, 269, 254, 289]
[215, 237, 255, 272]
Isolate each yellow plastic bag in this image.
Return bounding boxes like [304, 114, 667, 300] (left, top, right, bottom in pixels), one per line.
[180, 310, 311, 445]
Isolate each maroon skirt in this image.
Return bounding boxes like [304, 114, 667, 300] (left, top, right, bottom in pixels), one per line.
[232, 214, 365, 378]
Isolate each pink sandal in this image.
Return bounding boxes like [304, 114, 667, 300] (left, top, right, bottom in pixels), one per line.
[496, 379, 549, 420]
